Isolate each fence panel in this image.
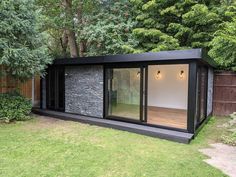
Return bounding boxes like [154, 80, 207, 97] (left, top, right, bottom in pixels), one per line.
[0, 67, 40, 106]
[213, 71, 236, 116]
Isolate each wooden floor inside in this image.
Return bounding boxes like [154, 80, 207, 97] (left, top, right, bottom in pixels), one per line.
[147, 107, 187, 129]
[110, 104, 187, 129]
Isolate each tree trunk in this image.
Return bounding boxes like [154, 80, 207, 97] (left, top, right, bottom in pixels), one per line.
[67, 30, 78, 58]
[60, 30, 68, 57]
[63, 0, 78, 58]
[79, 41, 86, 57]
[77, 2, 86, 57]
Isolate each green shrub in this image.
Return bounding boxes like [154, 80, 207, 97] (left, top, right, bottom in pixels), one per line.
[221, 132, 236, 146]
[0, 92, 32, 122]
[221, 113, 236, 146]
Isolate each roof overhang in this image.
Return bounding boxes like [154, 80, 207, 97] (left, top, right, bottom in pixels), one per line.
[52, 48, 215, 67]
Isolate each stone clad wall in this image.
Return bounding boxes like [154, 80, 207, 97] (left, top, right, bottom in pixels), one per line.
[65, 65, 104, 118]
[207, 68, 214, 116]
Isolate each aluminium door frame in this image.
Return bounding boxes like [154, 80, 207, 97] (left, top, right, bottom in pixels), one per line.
[103, 60, 196, 133]
[104, 63, 146, 123]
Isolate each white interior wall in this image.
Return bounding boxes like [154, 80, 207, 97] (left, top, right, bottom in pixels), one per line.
[148, 64, 189, 110]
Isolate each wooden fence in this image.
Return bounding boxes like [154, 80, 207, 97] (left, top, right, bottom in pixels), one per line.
[213, 71, 236, 116]
[0, 66, 40, 106]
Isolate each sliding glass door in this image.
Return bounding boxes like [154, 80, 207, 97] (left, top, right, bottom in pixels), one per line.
[106, 67, 144, 121]
[105, 64, 189, 131]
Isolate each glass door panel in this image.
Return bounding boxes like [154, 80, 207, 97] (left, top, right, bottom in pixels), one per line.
[107, 68, 141, 120]
[147, 64, 189, 129]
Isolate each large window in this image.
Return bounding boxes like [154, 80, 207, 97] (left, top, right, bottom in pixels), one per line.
[107, 68, 141, 120]
[105, 64, 190, 130]
[147, 64, 189, 129]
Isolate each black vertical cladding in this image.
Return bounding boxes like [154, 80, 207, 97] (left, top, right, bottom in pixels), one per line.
[60, 66, 65, 111]
[58, 66, 65, 111]
[144, 65, 148, 123]
[46, 66, 65, 111]
[40, 77, 43, 109]
[104, 66, 109, 118]
[196, 67, 201, 125]
[187, 61, 198, 134]
[140, 67, 144, 122]
[196, 63, 209, 127]
[204, 66, 209, 121]
[103, 66, 106, 118]
[46, 67, 50, 109]
[50, 67, 56, 109]
[55, 68, 58, 108]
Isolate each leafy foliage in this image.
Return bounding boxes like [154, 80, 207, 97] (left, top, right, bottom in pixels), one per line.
[209, 19, 236, 71]
[221, 113, 236, 146]
[0, 92, 32, 122]
[37, 0, 102, 57]
[0, 0, 52, 80]
[80, 0, 137, 56]
[128, 0, 226, 52]
[38, 0, 137, 56]
[36, 0, 235, 71]
[127, 0, 236, 71]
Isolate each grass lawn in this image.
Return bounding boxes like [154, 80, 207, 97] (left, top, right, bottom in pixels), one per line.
[0, 116, 230, 177]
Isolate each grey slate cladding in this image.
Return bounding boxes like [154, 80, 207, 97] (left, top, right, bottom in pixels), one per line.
[207, 68, 214, 116]
[65, 65, 103, 118]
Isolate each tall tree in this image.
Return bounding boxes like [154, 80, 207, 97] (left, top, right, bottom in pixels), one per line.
[0, 0, 52, 80]
[209, 19, 236, 71]
[80, 0, 137, 56]
[127, 0, 235, 53]
[37, 0, 100, 57]
[208, 1, 236, 71]
[63, 0, 79, 57]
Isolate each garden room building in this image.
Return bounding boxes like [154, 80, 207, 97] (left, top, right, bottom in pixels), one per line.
[36, 48, 214, 143]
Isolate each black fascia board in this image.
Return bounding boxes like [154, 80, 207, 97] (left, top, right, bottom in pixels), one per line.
[52, 48, 214, 66]
[53, 56, 105, 65]
[103, 48, 202, 63]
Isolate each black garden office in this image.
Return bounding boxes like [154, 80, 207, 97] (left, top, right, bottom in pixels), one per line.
[36, 48, 214, 143]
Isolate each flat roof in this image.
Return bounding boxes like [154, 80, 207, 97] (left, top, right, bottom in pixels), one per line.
[52, 48, 215, 67]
